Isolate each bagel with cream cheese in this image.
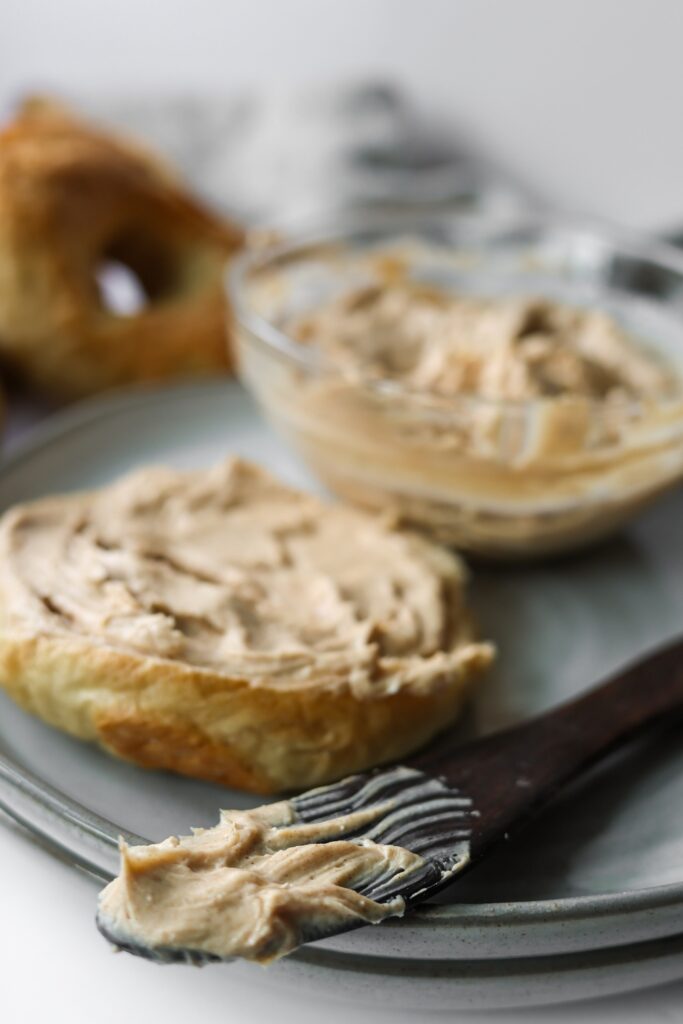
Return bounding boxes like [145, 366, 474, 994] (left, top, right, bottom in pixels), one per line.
[0, 458, 493, 793]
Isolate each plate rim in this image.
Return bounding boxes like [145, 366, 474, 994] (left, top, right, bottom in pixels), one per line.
[2, 377, 683, 942]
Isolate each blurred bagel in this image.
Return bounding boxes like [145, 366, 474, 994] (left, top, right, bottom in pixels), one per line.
[0, 98, 244, 399]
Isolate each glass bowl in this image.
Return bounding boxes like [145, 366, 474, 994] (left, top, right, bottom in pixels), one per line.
[227, 211, 683, 559]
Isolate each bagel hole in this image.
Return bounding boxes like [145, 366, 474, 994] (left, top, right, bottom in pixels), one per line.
[95, 259, 148, 316]
[96, 230, 182, 315]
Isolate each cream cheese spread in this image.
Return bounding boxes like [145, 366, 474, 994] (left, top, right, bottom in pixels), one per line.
[290, 283, 678, 450]
[98, 801, 423, 963]
[0, 457, 487, 697]
[262, 283, 683, 556]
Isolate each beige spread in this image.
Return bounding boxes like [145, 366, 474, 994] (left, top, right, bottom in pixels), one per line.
[259, 282, 683, 556]
[290, 284, 678, 446]
[98, 801, 423, 963]
[0, 458, 481, 696]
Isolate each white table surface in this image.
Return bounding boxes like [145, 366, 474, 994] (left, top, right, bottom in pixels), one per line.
[2, 812, 683, 1024]
[3, 1, 683, 1017]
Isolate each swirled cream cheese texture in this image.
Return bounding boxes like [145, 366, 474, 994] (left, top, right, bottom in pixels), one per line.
[97, 801, 423, 963]
[276, 283, 683, 555]
[290, 284, 678, 416]
[0, 458, 488, 696]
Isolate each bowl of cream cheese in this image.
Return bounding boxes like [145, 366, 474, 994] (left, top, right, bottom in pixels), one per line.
[228, 211, 683, 558]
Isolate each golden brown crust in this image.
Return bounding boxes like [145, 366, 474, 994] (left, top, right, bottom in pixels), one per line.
[0, 98, 244, 399]
[0, 630, 490, 794]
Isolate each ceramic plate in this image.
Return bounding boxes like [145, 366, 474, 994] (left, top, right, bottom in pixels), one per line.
[1, 380, 683, 999]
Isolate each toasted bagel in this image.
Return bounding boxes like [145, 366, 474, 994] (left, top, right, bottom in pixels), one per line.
[0, 458, 492, 792]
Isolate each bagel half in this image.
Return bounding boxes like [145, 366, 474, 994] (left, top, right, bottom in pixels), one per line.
[0, 98, 244, 399]
[0, 458, 493, 793]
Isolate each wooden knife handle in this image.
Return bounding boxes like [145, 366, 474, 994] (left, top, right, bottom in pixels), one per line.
[410, 636, 683, 859]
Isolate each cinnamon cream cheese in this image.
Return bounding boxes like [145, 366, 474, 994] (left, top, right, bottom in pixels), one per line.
[97, 800, 423, 963]
[0, 458, 484, 696]
[247, 282, 683, 557]
[0, 458, 491, 791]
[289, 284, 679, 452]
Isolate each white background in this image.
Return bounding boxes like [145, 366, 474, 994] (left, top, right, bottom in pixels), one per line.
[3, 0, 683, 230]
[3, 2, 683, 1021]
